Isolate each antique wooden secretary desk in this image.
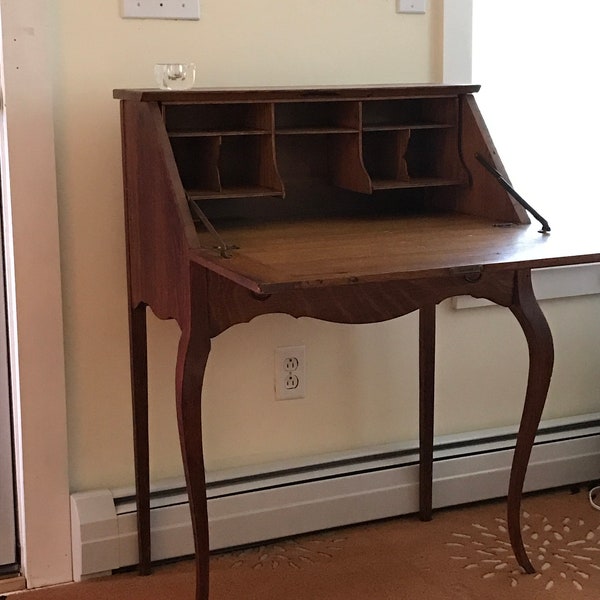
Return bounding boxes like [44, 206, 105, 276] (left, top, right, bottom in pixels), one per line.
[114, 84, 600, 599]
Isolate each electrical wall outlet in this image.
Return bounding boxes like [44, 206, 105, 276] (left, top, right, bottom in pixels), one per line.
[275, 346, 305, 400]
[121, 0, 200, 20]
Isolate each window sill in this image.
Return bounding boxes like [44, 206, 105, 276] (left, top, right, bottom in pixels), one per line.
[453, 263, 600, 309]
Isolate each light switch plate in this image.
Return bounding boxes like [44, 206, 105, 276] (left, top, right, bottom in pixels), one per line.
[397, 0, 427, 14]
[121, 0, 200, 20]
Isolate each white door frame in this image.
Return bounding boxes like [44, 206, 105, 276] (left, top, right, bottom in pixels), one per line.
[0, 0, 473, 589]
[442, 0, 473, 83]
[0, 0, 72, 588]
[0, 199, 15, 570]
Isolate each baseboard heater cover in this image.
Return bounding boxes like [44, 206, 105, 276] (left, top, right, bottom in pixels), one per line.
[70, 414, 600, 581]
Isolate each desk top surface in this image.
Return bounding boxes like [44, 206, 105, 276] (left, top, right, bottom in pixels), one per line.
[191, 213, 600, 293]
[114, 83, 481, 103]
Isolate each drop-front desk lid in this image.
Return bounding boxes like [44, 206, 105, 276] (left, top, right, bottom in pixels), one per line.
[189, 213, 600, 294]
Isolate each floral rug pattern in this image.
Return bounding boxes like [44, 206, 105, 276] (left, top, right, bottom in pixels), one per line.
[446, 504, 600, 592]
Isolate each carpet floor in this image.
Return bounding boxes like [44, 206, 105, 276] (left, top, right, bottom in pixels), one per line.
[8, 486, 600, 599]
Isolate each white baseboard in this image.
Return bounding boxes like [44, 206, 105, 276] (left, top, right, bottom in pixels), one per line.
[70, 414, 600, 581]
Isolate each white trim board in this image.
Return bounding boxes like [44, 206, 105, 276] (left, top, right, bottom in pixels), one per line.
[442, 0, 473, 84]
[0, 0, 72, 588]
[71, 414, 600, 580]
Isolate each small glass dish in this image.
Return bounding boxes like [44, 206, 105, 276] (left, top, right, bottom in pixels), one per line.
[154, 63, 196, 90]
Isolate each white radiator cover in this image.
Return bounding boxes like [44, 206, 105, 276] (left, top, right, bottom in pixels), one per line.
[71, 413, 600, 581]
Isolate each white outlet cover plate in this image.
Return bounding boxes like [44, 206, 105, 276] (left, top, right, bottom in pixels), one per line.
[397, 0, 426, 14]
[275, 346, 306, 401]
[122, 0, 200, 20]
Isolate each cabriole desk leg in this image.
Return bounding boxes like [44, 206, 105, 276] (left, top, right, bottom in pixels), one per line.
[508, 269, 554, 573]
[176, 282, 212, 600]
[129, 302, 151, 575]
[419, 303, 436, 521]
[176, 325, 210, 600]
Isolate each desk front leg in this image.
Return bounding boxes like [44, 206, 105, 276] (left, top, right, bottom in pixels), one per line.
[176, 325, 210, 600]
[508, 269, 554, 573]
[176, 269, 212, 600]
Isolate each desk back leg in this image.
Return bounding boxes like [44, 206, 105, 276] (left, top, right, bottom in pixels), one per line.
[508, 269, 554, 573]
[128, 302, 152, 575]
[419, 303, 436, 522]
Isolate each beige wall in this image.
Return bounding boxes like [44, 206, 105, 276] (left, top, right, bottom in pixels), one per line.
[48, 1, 600, 494]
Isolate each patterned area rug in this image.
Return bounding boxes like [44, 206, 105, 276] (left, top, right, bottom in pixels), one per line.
[210, 486, 600, 599]
[10, 486, 600, 599]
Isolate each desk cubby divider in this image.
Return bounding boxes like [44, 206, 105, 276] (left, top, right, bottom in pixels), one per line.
[330, 133, 373, 193]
